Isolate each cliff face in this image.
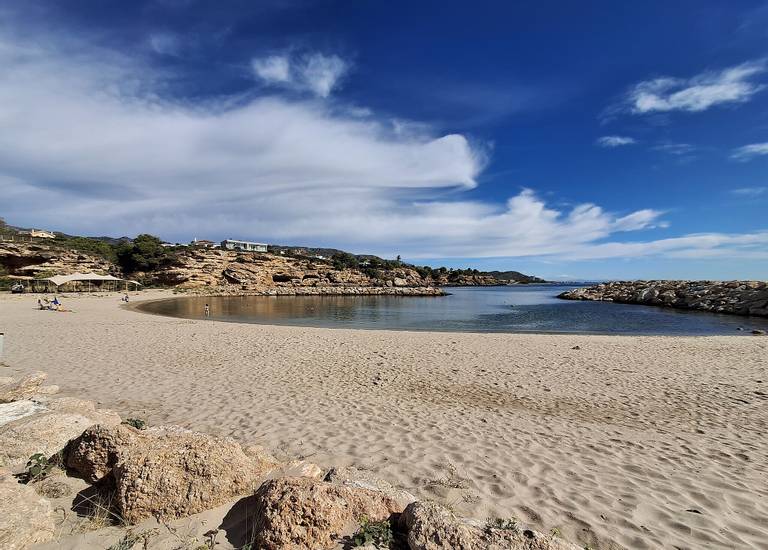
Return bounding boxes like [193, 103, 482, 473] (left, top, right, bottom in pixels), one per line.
[559, 280, 768, 317]
[143, 248, 437, 293]
[0, 242, 116, 278]
[0, 241, 541, 294]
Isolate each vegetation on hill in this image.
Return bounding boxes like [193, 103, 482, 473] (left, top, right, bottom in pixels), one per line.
[0, 219, 546, 284]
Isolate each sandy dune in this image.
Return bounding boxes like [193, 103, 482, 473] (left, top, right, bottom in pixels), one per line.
[1, 291, 766, 549]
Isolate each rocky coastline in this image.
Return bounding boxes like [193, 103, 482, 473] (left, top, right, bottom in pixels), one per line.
[558, 280, 768, 318]
[179, 284, 446, 297]
[0, 371, 579, 549]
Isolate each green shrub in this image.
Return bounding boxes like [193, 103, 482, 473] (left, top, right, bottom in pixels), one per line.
[352, 517, 393, 548]
[122, 418, 147, 430]
[23, 453, 54, 483]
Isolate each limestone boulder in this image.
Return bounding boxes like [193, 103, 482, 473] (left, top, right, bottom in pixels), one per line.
[253, 476, 403, 550]
[65, 424, 138, 483]
[0, 469, 55, 549]
[324, 466, 417, 510]
[66, 424, 277, 523]
[0, 398, 120, 468]
[0, 371, 48, 403]
[402, 501, 580, 550]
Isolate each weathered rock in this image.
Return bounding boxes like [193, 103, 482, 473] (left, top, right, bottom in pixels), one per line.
[0, 469, 56, 549]
[0, 400, 46, 427]
[0, 241, 116, 279]
[66, 424, 277, 523]
[402, 501, 580, 550]
[253, 476, 403, 550]
[65, 424, 138, 483]
[0, 371, 48, 403]
[324, 466, 417, 510]
[559, 280, 768, 318]
[0, 398, 121, 468]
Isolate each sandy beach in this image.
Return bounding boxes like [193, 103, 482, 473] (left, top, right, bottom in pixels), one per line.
[1, 290, 766, 549]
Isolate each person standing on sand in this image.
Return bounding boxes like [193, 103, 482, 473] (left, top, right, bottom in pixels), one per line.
[204, 303, 210, 318]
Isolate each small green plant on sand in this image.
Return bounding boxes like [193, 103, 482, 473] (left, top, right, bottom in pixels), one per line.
[23, 453, 54, 483]
[485, 516, 519, 533]
[122, 418, 147, 430]
[550, 527, 562, 538]
[352, 516, 393, 548]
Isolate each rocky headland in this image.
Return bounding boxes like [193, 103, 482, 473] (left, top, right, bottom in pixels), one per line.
[559, 280, 768, 318]
[0, 239, 542, 296]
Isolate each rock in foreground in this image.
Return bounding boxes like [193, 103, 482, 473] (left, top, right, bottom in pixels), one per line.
[0, 469, 56, 550]
[253, 476, 403, 550]
[402, 501, 580, 550]
[558, 280, 768, 317]
[66, 424, 277, 523]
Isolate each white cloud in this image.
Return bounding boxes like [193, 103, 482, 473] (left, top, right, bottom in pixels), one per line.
[252, 51, 348, 98]
[251, 55, 291, 83]
[626, 60, 766, 114]
[300, 53, 347, 98]
[730, 186, 767, 197]
[596, 135, 636, 147]
[652, 142, 696, 156]
[0, 29, 764, 264]
[148, 32, 181, 56]
[730, 142, 768, 161]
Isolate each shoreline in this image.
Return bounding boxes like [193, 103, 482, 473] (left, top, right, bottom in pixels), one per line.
[1, 290, 766, 549]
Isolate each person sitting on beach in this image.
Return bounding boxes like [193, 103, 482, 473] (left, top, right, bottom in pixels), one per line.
[51, 297, 61, 310]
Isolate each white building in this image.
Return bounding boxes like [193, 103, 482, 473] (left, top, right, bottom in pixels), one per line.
[20, 229, 56, 239]
[221, 239, 268, 252]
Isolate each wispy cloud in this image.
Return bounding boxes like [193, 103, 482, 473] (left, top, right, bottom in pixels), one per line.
[148, 32, 181, 56]
[730, 186, 767, 197]
[252, 51, 348, 98]
[625, 60, 766, 114]
[596, 135, 636, 147]
[652, 142, 696, 156]
[730, 142, 768, 161]
[0, 28, 764, 263]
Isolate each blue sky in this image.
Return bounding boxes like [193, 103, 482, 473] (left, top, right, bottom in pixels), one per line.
[1, 1, 767, 280]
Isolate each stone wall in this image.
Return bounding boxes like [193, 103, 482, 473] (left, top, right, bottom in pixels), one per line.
[558, 280, 768, 317]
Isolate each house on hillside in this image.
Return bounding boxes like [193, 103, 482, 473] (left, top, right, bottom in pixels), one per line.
[19, 229, 56, 239]
[190, 238, 217, 248]
[221, 239, 268, 252]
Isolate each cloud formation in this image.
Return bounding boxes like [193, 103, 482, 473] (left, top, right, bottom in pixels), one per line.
[0, 28, 763, 264]
[652, 143, 696, 156]
[730, 186, 767, 197]
[626, 61, 766, 114]
[596, 135, 636, 147]
[252, 51, 348, 97]
[731, 142, 768, 161]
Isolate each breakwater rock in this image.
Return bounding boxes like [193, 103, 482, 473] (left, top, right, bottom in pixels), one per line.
[558, 280, 768, 317]
[181, 284, 446, 297]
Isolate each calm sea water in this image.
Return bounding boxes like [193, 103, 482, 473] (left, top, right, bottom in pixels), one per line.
[137, 285, 768, 335]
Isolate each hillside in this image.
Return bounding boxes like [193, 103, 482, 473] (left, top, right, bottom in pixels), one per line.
[0, 225, 545, 292]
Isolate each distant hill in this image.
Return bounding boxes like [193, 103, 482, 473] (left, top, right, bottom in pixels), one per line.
[485, 270, 546, 284]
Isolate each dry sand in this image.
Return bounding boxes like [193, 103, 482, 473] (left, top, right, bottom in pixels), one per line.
[1, 290, 766, 549]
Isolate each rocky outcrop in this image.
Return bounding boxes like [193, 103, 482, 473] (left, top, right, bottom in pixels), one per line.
[66, 424, 278, 523]
[559, 280, 768, 318]
[0, 371, 56, 403]
[0, 241, 115, 278]
[0, 469, 56, 549]
[402, 501, 580, 550]
[0, 375, 120, 468]
[150, 248, 438, 292]
[324, 466, 417, 510]
[252, 476, 403, 550]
